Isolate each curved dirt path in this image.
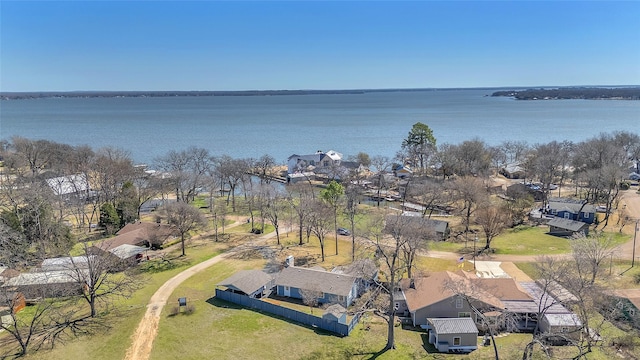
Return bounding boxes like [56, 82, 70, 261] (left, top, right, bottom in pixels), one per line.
[124, 223, 276, 360]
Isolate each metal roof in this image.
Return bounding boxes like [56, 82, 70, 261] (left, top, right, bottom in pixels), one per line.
[428, 317, 478, 334]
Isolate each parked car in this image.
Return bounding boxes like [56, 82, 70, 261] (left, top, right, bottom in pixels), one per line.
[337, 228, 351, 236]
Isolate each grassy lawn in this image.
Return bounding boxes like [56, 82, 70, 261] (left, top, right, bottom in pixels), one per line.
[19, 240, 229, 360]
[150, 255, 635, 360]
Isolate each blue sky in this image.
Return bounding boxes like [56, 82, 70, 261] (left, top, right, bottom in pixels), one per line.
[1, 1, 639, 91]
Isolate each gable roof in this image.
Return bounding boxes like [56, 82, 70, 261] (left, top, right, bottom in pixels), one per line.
[276, 267, 356, 297]
[547, 218, 589, 232]
[428, 317, 478, 334]
[401, 271, 533, 312]
[109, 244, 147, 260]
[41, 256, 93, 271]
[97, 222, 175, 251]
[45, 174, 90, 196]
[548, 198, 596, 214]
[612, 289, 640, 310]
[3, 269, 88, 287]
[217, 270, 274, 295]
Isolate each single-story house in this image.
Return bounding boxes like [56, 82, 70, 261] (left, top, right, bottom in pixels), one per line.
[217, 270, 275, 298]
[99, 222, 176, 251]
[539, 313, 583, 344]
[323, 304, 348, 324]
[275, 266, 358, 308]
[547, 218, 589, 237]
[427, 317, 479, 353]
[45, 174, 91, 200]
[40, 256, 94, 272]
[547, 198, 596, 224]
[2, 269, 89, 299]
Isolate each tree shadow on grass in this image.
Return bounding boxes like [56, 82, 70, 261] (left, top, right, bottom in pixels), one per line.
[205, 296, 342, 337]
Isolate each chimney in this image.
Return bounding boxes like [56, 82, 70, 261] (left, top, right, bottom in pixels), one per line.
[285, 255, 294, 268]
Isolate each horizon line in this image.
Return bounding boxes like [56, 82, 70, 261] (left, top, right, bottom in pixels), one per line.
[2, 85, 640, 94]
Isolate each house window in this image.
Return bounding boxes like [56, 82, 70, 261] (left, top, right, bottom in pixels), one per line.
[453, 337, 461, 346]
[320, 292, 325, 298]
[455, 297, 463, 309]
[394, 302, 400, 311]
[338, 295, 345, 302]
[310, 160, 315, 166]
[561, 327, 569, 333]
[564, 212, 571, 219]
[323, 160, 329, 167]
[458, 312, 471, 318]
[284, 286, 290, 291]
[630, 308, 636, 317]
[582, 212, 589, 219]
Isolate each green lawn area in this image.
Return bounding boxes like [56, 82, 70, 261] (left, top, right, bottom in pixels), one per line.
[18, 241, 227, 360]
[150, 255, 636, 360]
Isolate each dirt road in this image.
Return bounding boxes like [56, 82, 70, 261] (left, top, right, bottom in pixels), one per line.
[124, 223, 276, 360]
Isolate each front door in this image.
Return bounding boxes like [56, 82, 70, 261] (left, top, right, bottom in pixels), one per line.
[284, 286, 290, 297]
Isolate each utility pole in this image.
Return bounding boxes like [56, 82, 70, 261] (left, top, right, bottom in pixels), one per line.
[633, 219, 638, 267]
[473, 235, 478, 270]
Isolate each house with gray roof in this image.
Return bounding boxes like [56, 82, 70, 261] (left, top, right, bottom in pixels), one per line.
[547, 198, 596, 224]
[45, 174, 91, 200]
[547, 218, 589, 237]
[2, 269, 89, 299]
[427, 317, 478, 353]
[217, 270, 274, 298]
[275, 266, 358, 307]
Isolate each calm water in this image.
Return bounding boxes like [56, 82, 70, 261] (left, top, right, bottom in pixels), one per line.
[1, 89, 638, 165]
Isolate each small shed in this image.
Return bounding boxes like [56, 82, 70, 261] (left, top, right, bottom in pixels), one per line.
[217, 270, 274, 298]
[427, 317, 478, 353]
[322, 304, 347, 324]
[547, 218, 589, 237]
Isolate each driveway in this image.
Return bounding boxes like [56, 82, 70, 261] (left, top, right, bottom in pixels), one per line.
[124, 223, 277, 360]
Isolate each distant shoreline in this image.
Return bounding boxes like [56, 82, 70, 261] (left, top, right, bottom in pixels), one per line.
[2, 86, 639, 100]
[491, 87, 640, 100]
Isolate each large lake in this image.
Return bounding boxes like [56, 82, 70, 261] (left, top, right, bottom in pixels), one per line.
[1, 89, 638, 165]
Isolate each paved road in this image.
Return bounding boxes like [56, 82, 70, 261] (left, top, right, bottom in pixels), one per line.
[124, 222, 277, 360]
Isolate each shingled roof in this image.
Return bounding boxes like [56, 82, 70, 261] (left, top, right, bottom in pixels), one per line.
[276, 267, 356, 297]
[217, 270, 274, 295]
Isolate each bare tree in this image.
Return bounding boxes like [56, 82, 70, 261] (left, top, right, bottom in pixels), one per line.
[67, 243, 142, 317]
[155, 147, 213, 203]
[260, 183, 287, 245]
[354, 211, 420, 351]
[307, 200, 333, 262]
[162, 202, 207, 256]
[299, 287, 322, 314]
[448, 176, 489, 233]
[475, 203, 509, 251]
[286, 181, 315, 246]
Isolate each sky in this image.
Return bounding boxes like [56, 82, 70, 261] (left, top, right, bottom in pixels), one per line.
[1, 1, 639, 92]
